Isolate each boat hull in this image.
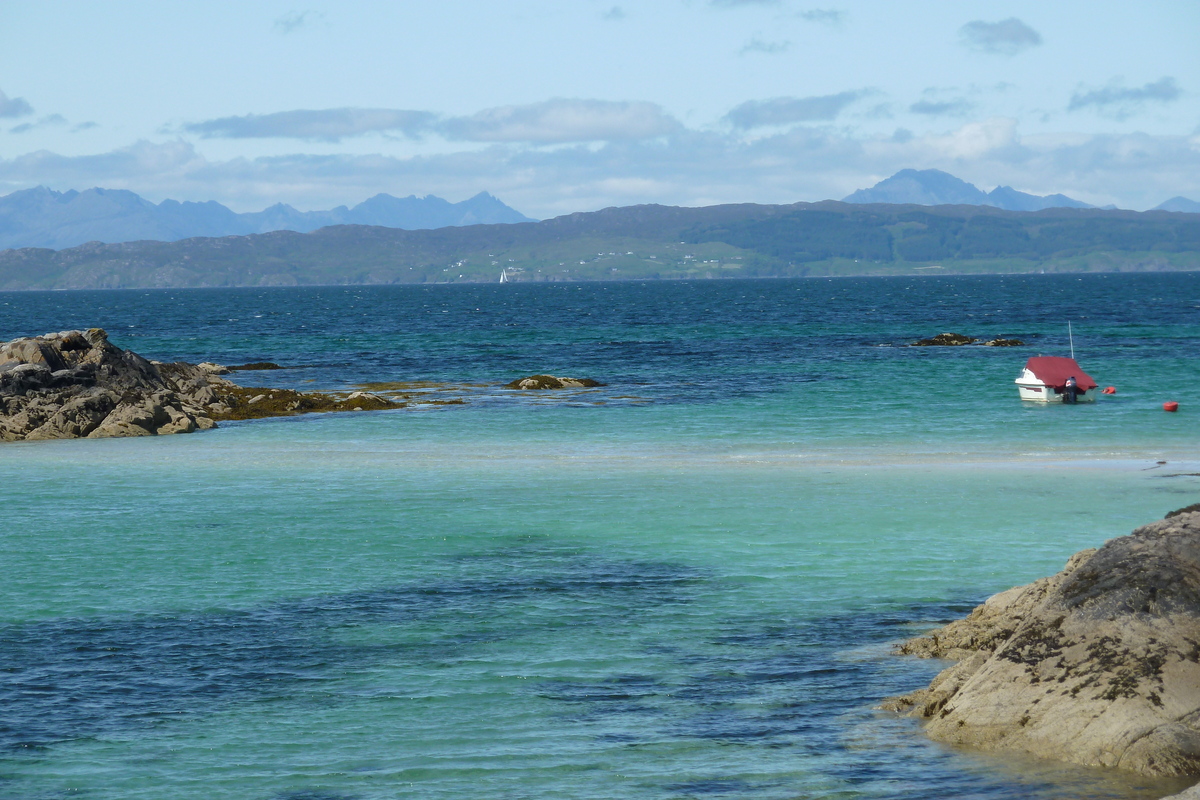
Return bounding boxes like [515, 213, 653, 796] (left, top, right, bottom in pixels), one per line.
[1016, 382, 1096, 403]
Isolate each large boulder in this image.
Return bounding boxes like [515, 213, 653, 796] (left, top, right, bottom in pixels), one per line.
[505, 374, 604, 390]
[885, 512, 1200, 776]
[0, 329, 224, 440]
[0, 329, 404, 442]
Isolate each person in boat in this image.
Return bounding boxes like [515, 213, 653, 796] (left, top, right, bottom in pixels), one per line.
[1064, 375, 1078, 404]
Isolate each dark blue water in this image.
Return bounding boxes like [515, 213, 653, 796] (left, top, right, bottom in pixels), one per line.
[5, 273, 1198, 392]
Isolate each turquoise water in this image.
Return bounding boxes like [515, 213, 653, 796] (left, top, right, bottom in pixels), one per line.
[2, 275, 1199, 799]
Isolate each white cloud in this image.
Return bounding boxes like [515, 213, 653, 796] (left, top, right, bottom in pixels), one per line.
[923, 117, 1021, 160]
[0, 89, 34, 119]
[1068, 77, 1182, 120]
[9, 114, 67, 134]
[799, 9, 842, 25]
[439, 99, 681, 143]
[724, 92, 867, 128]
[909, 98, 973, 117]
[740, 37, 790, 55]
[184, 108, 437, 142]
[959, 18, 1042, 56]
[274, 11, 316, 34]
[2, 120, 1196, 216]
[182, 100, 679, 145]
[709, 0, 780, 6]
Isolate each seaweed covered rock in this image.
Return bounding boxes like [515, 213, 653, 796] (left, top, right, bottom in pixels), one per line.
[911, 333, 977, 346]
[228, 361, 283, 371]
[204, 386, 398, 420]
[885, 511, 1200, 776]
[505, 374, 604, 390]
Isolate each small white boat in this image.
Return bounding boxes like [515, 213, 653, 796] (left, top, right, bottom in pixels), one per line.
[1015, 356, 1097, 403]
[499, 269, 509, 283]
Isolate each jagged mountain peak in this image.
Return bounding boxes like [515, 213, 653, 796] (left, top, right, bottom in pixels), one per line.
[844, 169, 1092, 211]
[0, 189, 535, 250]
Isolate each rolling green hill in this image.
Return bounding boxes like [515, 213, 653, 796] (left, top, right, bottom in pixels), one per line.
[1, 200, 1197, 290]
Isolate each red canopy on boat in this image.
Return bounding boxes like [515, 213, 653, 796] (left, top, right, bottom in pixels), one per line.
[1023, 357, 1097, 391]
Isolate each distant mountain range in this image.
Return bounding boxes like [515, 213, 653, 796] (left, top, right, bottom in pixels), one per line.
[843, 169, 1099, 211]
[3, 172, 1196, 256]
[0, 187, 535, 250]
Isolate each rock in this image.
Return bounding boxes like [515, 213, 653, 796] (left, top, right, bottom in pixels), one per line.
[0, 329, 408, 441]
[1169, 504, 1200, 519]
[911, 332, 977, 346]
[505, 374, 605, 390]
[0, 330, 225, 441]
[156, 405, 197, 435]
[23, 391, 118, 440]
[885, 511, 1200, 776]
[344, 391, 387, 403]
[983, 338, 1025, 347]
[228, 361, 283, 371]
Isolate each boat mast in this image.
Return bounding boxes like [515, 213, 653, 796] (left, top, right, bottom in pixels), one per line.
[1069, 321, 1074, 360]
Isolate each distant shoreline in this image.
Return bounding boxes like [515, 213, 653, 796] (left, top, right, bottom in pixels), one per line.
[2, 200, 1196, 290]
[0, 263, 1195, 292]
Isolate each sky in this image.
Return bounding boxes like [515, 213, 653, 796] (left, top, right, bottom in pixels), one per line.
[0, 1, 1196, 217]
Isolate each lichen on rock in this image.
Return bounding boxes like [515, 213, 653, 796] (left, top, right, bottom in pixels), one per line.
[884, 511, 1200, 777]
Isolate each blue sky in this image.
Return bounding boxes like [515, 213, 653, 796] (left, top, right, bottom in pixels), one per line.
[0, 1, 1196, 216]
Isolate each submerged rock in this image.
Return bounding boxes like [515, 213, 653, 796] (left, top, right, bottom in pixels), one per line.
[227, 361, 283, 371]
[911, 332, 977, 346]
[884, 510, 1200, 777]
[505, 374, 605, 390]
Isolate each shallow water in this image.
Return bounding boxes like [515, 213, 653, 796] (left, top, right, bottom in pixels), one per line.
[2, 275, 1198, 799]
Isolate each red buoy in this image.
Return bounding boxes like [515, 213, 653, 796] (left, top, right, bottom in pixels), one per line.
[1102, 386, 1116, 394]
[1164, 401, 1179, 412]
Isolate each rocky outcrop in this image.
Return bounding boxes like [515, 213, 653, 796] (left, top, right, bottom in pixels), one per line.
[909, 333, 1025, 347]
[0, 328, 222, 440]
[884, 512, 1200, 776]
[911, 333, 977, 346]
[0, 329, 400, 440]
[505, 374, 604, 390]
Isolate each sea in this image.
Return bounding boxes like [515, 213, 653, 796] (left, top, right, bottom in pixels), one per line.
[1, 273, 1198, 800]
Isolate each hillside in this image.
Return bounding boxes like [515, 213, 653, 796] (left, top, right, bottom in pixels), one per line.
[0, 201, 1197, 290]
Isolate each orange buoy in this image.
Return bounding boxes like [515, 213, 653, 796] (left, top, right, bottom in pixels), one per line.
[1164, 401, 1179, 412]
[1102, 386, 1116, 394]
